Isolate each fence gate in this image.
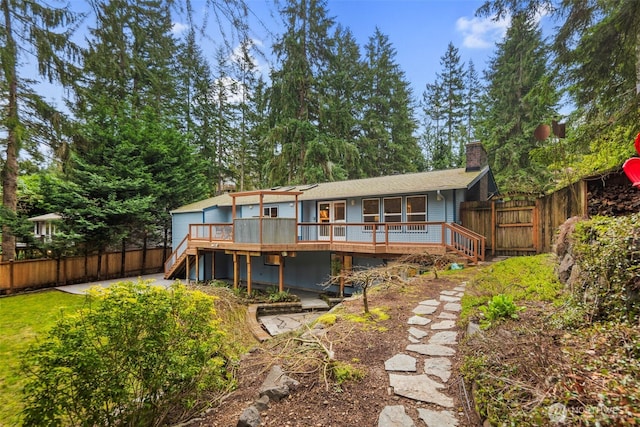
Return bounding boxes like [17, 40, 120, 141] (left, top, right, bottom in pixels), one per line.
[460, 200, 540, 256]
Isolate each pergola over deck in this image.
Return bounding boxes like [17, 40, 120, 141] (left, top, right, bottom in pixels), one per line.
[229, 189, 303, 243]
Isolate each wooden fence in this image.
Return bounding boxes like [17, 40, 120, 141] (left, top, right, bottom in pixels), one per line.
[460, 181, 587, 256]
[0, 248, 166, 294]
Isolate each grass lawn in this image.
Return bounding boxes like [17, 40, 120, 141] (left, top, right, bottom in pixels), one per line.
[0, 290, 86, 426]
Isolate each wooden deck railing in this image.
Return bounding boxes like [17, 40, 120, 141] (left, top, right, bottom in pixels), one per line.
[165, 220, 485, 278]
[444, 222, 486, 264]
[164, 234, 189, 274]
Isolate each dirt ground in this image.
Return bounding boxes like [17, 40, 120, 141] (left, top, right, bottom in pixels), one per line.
[185, 274, 477, 427]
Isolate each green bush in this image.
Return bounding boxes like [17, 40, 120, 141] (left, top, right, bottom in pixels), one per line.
[572, 214, 640, 322]
[266, 286, 298, 303]
[21, 281, 235, 426]
[479, 294, 522, 328]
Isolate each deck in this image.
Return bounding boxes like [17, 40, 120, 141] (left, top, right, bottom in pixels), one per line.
[165, 219, 485, 280]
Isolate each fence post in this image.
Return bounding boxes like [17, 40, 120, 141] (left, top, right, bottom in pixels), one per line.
[9, 260, 14, 294]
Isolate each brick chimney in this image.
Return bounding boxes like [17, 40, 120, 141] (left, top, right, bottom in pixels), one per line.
[465, 141, 488, 172]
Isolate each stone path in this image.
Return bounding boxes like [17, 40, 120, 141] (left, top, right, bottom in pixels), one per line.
[378, 283, 466, 427]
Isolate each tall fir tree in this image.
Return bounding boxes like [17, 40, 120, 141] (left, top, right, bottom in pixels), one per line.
[360, 28, 424, 176]
[69, 0, 205, 259]
[263, 0, 335, 185]
[420, 43, 467, 169]
[230, 38, 262, 191]
[475, 13, 559, 193]
[1, 0, 80, 260]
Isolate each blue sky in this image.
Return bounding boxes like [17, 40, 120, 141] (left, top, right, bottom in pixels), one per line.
[38, 0, 509, 109]
[220, 0, 510, 99]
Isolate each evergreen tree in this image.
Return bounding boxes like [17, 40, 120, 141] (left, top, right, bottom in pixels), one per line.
[69, 0, 205, 260]
[360, 28, 424, 176]
[315, 25, 362, 179]
[440, 43, 467, 165]
[420, 43, 467, 169]
[465, 60, 482, 143]
[263, 0, 335, 185]
[475, 13, 559, 193]
[230, 38, 264, 190]
[1, 0, 80, 260]
[421, 82, 450, 170]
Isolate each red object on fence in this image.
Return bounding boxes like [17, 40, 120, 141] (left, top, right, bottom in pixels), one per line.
[624, 157, 640, 188]
[622, 132, 640, 188]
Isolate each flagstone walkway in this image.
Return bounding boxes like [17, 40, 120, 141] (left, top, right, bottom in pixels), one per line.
[378, 282, 467, 427]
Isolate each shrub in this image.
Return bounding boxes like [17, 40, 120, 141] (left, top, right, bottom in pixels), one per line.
[21, 281, 235, 426]
[571, 214, 640, 322]
[479, 294, 523, 328]
[266, 287, 298, 303]
[330, 361, 365, 385]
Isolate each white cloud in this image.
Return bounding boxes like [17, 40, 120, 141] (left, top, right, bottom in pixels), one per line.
[172, 21, 189, 35]
[455, 15, 510, 49]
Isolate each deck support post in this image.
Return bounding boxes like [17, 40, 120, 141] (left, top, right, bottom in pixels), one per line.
[338, 254, 345, 297]
[233, 252, 239, 289]
[195, 249, 199, 283]
[211, 251, 215, 280]
[246, 253, 252, 295]
[278, 254, 284, 292]
[185, 255, 190, 283]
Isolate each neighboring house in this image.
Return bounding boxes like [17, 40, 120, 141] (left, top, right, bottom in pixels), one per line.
[27, 213, 62, 243]
[166, 142, 498, 295]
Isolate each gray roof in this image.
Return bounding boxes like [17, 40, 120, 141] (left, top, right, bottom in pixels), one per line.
[28, 213, 62, 222]
[172, 166, 489, 214]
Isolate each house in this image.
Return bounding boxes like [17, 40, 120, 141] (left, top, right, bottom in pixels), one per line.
[166, 142, 498, 295]
[27, 213, 62, 243]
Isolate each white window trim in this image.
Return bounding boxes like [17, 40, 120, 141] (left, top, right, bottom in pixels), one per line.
[406, 195, 427, 231]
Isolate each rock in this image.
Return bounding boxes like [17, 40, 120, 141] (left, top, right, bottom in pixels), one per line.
[440, 290, 458, 296]
[439, 295, 461, 302]
[417, 408, 458, 427]
[254, 394, 270, 411]
[378, 405, 416, 427]
[385, 354, 417, 372]
[443, 302, 462, 312]
[237, 406, 261, 427]
[431, 320, 456, 330]
[467, 321, 481, 336]
[412, 305, 437, 315]
[424, 357, 452, 382]
[406, 343, 455, 357]
[408, 326, 428, 339]
[259, 365, 299, 402]
[438, 312, 458, 320]
[408, 315, 431, 325]
[557, 252, 574, 284]
[389, 374, 454, 408]
[419, 299, 440, 306]
[428, 331, 458, 345]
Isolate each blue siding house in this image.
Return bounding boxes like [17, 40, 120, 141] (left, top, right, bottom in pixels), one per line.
[166, 142, 497, 295]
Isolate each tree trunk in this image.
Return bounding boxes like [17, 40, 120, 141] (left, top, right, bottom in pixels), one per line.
[1, 0, 18, 261]
[120, 238, 126, 277]
[141, 234, 147, 275]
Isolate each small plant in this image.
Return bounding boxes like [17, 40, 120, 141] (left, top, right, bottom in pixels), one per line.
[330, 361, 365, 385]
[479, 293, 523, 328]
[315, 313, 338, 326]
[266, 287, 298, 303]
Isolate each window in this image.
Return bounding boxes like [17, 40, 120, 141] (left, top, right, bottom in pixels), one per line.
[263, 206, 278, 217]
[383, 197, 402, 230]
[406, 196, 427, 231]
[363, 198, 379, 230]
